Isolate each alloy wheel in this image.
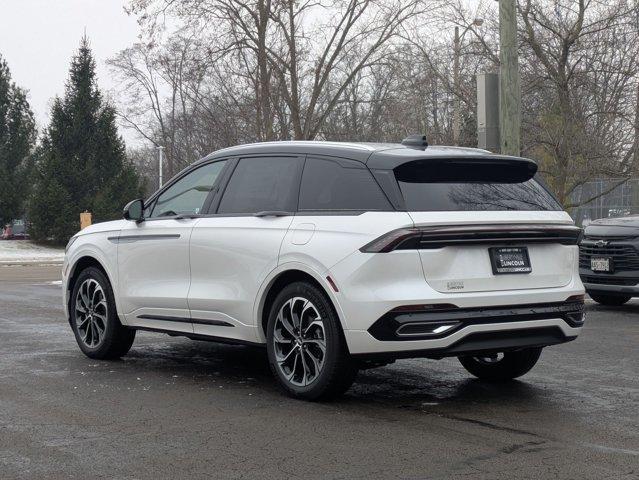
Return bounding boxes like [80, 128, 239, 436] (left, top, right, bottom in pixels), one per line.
[75, 278, 108, 348]
[273, 296, 326, 387]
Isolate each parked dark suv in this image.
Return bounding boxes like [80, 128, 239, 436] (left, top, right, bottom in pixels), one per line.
[579, 216, 639, 305]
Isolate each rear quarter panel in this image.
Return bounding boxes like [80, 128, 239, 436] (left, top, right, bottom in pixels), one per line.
[277, 212, 414, 331]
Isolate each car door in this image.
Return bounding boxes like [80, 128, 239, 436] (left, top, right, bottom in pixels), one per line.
[188, 155, 304, 342]
[281, 155, 402, 267]
[118, 160, 228, 334]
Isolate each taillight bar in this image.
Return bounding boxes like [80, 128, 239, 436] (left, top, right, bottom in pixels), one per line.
[360, 224, 582, 253]
[359, 228, 421, 253]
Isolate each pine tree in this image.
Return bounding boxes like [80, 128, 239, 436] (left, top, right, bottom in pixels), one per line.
[0, 54, 36, 226]
[29, 36, 143, 243]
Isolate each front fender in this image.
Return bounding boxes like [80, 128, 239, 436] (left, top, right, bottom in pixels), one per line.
[63, 231, 120, 321]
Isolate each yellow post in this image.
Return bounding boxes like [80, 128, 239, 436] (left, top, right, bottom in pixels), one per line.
[80, 211, 92, 230]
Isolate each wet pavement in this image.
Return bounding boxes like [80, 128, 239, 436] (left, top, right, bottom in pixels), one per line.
[1, 264, 638, 479]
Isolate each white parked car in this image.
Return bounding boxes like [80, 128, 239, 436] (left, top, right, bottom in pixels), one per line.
[63, 138, 585, 400]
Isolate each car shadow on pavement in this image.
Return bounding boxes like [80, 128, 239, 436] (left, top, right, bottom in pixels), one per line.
[121, 334, 543, 410]
[348, 363, 542, 409]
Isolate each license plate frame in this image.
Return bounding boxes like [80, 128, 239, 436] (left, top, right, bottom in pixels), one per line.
[591, 256, 613, 273]
[489, 246, 532, 274]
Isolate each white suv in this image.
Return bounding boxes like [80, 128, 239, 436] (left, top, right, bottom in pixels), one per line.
[63, 138, 585, 400]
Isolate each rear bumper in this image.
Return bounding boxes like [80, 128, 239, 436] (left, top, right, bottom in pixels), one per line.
[583, 283, 639, 296]
[346, 318, 581, 358]
[580, 270, 639, 296]
[345, 298, 584, 358]
[367, 300, 584, 341]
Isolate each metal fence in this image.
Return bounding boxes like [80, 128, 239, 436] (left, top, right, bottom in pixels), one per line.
[570, 178, 639, 226]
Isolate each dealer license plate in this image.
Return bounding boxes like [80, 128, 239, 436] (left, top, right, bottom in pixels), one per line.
[489, 247, 532, 274]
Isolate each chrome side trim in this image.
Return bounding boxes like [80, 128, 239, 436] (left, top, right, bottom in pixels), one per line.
[108, 234, 181, 243]
[136, 314, 233, 327]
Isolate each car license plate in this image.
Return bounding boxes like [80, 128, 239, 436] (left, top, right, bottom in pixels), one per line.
[591, 257, 612, 272]
[489, 247, 532, 274]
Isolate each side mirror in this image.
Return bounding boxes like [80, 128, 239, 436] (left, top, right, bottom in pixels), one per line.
[123, 199, 145, 222]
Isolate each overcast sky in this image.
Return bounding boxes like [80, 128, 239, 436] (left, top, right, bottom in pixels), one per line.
[0, 0, 140, 143]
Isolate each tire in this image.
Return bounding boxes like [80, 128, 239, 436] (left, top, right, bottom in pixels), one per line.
[458, 348, 542, 381]
[589, 293, 631, 306]
[70, 266, 136, 359]
[266, 281, 357, 401]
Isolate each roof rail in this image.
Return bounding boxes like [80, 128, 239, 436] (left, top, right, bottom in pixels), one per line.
[401, 134, 428, 150]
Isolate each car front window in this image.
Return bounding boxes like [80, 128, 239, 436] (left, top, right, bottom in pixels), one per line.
[149, 161, 226, 218]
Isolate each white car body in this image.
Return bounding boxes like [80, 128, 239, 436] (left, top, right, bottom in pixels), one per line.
[63, 141, 584, 361]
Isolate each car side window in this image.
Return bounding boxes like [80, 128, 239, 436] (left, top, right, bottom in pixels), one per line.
[149, 161, 226, 218]
[217, 156, 301, 214]
[299, 157, 392, 211]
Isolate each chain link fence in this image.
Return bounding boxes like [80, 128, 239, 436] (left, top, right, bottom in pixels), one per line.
[569, 178, 639, 226]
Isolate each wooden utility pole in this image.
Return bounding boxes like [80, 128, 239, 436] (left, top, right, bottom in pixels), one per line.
[498, 0, 521, 156]
[634, 81, 639, 165]
[453, 26, 461, 145]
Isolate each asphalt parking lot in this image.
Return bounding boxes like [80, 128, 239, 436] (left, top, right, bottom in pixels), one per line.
[0, 265, 637, 479]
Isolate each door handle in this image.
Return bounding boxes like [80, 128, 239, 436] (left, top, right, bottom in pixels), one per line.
[254, 211, 292, 217]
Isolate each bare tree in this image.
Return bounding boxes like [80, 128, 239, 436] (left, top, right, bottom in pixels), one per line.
[123, 0, 430, 140]
[108, 36, 202, 177]
[519, 0, 639, 206]
[113, 0, 639, 212]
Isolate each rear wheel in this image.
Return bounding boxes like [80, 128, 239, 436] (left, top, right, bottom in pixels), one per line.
[589, 293, 631, 306]
[458, 348, 542, 381]
[266, 281, 357, 400]
[70, 267, 136, 359]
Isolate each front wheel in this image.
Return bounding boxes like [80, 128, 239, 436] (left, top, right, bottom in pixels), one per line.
[458, 348, 542, 381]
[589, 293, 631, 306]
[70, 267, 136, 359]
[266, 282, 357, 400]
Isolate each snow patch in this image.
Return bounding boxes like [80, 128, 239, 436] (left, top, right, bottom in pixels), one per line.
[0, 240, 64, 264]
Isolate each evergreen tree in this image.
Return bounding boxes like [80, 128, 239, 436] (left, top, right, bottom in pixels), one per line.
[29, 36, 143, 243]
[0, 54, 36, 225]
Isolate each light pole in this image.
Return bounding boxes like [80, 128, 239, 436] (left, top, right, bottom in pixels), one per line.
[453, 18, 484, 146]
[157, 145, 165, 189]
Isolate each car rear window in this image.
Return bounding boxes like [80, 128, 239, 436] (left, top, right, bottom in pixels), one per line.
[395, 159, 562, 211]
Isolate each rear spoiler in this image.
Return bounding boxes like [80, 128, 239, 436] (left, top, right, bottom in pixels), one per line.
[367, 152, 538, 179]
[393, 157, 538, 183]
